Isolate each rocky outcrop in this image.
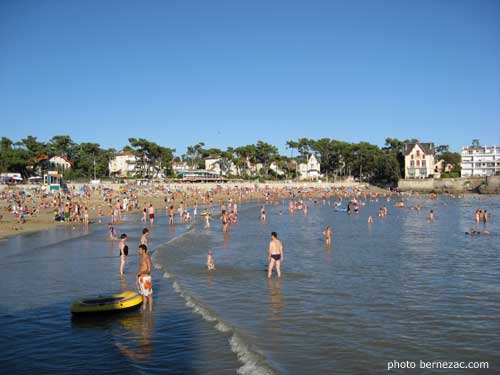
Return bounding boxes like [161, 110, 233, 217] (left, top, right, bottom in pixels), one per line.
[398, 177, 486, 193]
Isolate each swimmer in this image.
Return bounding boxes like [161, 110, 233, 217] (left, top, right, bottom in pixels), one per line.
[268, 232, 284, 279]
[108, 224, 117, 240]
[465, 228, 489, 236]
[207, 251, 215, 271]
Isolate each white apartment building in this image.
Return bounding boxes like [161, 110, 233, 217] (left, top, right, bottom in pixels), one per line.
[108, 151, 139, 177]
[404, 142, 435, 179]
[461, 146, 500, 177]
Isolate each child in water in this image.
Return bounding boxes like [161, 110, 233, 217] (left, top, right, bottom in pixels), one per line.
[207, 251, 215, 271]
[108, 224, 117, 240]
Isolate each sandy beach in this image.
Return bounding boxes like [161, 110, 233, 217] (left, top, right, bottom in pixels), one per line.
[0, 180, 380, 239]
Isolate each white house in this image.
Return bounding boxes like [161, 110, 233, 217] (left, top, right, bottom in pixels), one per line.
[299, 155, 321, 180]
[404, 142, 435, 179]
[49, 156, 72, 173]
[269, 162, 285, 176]
[108, 151, 139, 177]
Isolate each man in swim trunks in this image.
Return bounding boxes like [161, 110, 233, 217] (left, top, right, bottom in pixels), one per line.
[148, 204, 155, 225]
[268, 231, 284, 279]
[137, 244, 153, 312]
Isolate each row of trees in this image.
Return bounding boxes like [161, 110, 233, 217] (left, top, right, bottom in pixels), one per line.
[0, 135, 461, 183]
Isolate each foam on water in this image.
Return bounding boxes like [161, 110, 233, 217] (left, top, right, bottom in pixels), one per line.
[167, 268, 279, 375]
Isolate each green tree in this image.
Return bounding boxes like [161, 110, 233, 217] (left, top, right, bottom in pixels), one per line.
[128, 138, 175, 178]
[255, 141, 279, 178]
[0, 137, 31, 176]
[48, 135, 76, 158]
[234, 144, 257, 177]
[184, 142, 206, 169]
[438, 151, 461, 174]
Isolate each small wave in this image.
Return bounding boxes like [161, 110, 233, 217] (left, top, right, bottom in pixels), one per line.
[162, 271, 171, 279]
[215, 321, 231, 333]
[230, 334, 277, 375]
[168, 271, 279, 375]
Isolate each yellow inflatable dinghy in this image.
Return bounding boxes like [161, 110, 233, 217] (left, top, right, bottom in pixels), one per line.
[201, 210, 211, 216]
[71, 290, 142, 314]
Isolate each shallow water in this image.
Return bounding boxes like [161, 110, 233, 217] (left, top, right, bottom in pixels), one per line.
[1, 195, 499, 374]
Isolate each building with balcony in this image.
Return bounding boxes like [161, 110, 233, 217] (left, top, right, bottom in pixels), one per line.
[461, 145, 500, 177]
[404, 142, 435, 179]
[108, 151, 139, 177]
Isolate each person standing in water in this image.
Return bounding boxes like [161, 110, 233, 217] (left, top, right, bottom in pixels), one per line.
[261, 205, 266, 222]
[324, 226, 332, 245]
[119, 233, 128, 276]
[268, 232, 284, 279]
[429, 209, 434, 222]
[148, 204, 155, 225]
[137, 244, 153, 312]
[207, 251, 215, 271]
[141, 228, 149, 245]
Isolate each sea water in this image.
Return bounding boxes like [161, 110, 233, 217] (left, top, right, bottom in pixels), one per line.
[1, 195, 499, 374]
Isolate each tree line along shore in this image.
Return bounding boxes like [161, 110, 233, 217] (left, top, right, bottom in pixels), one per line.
[0, 135, 461, 184]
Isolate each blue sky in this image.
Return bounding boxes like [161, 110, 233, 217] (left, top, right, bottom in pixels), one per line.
[1, 0, 499, 154]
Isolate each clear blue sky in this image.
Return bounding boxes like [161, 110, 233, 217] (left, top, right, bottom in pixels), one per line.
[1, 0, 499, 154]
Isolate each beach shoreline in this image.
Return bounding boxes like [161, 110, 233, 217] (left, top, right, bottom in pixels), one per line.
[1, 181, 386, 240]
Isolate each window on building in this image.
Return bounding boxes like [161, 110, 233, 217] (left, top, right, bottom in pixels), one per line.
[422, 160, 426, 167]
[416, 160, 420, 167]
[411, 155, 414, 160]
[410, 160, 414, 167]
[416, 150, 420, 157]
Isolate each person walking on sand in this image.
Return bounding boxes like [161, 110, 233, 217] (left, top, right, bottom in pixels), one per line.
[119, 233, 129, 276]
[137, 244, 153, 312]
[268, 232, 284, 279]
